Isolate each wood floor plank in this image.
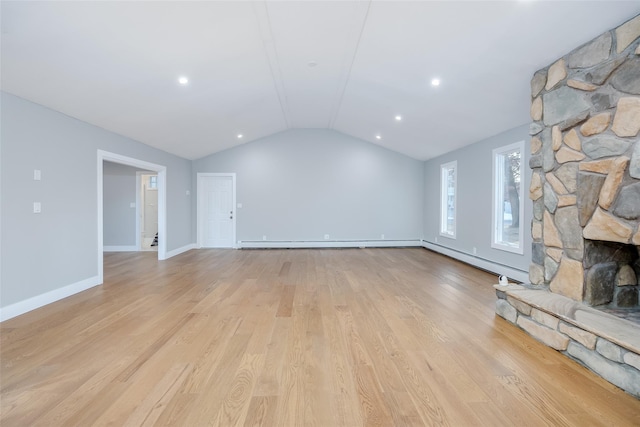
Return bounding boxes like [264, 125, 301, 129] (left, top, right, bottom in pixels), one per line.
[178, 316, 243, 394]
[2, 248, 640, 426]
[123, 362, 191, 426]
[183, 332, 253, 426]
[352, 363, 395, 426]
[275, 285, 296, 318]
[212, 353, 265, 427]
[32, 350, 140, 426]
[243, 395, 278, 427]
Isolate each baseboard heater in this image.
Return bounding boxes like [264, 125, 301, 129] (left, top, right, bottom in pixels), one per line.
[238, 239, 422, 249]
[422, 240, 529, 284]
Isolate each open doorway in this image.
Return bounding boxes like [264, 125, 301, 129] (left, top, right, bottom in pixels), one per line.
[103, 162, 155, 252]
[138, 173, 159, 251]
[97, 150, 167, 283]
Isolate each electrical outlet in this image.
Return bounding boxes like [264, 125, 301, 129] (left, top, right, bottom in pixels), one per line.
[473, 247, 477, 255]
[324, 234, 330, 240]
[34, 169, 41, 180]
[435, 236, 438, 243]
[381, 234, 385, 240]
[262, 235, 267, 241]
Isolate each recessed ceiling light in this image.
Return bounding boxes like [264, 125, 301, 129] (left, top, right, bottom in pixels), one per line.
[431, 78, 441, 87]
[178, 76, 189, 85]
[375, 135, 382, 140]
[308, 61, 318, 67]
[395, 115, 402, 121]
[237, 134, 243, 139]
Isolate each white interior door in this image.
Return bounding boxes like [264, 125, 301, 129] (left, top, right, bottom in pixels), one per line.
[199, 174, 236, 248]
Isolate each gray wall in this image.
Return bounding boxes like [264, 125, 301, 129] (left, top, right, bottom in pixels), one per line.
[1, 92, 193, 308]
[103, 162, 139, 247]
[423, 124, 533, 274]
[193, 129, 424, 243]
[1, 91, 532, 312]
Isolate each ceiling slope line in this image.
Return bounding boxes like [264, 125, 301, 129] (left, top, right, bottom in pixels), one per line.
[327, 0, 372, 130]
[252, 0, 291, 130]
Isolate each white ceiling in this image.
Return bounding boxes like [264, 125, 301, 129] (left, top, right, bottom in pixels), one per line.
[2, 1, 639, 161]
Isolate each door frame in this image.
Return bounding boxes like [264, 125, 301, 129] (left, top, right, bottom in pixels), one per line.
[137, 172, 159, 251]
[98, 150, 167, 283]
[136, 171, 143, 251]
[197, 173, 237, 248]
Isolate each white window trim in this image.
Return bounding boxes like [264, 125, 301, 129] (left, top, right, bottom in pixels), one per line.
[491, 141, 525, 254]
[440, 160, 457, 239]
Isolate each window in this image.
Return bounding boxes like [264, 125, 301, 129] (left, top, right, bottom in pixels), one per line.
[440, 161, 457, 238]
[492, 141, 524, 254]
[148, 175, 157, 189]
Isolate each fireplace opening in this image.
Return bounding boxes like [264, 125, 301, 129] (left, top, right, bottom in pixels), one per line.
[585, 240, 640, 324]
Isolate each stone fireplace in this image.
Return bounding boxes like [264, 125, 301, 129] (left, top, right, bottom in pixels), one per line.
[527, 18, 640, 311]
[496, 15, 640, 398]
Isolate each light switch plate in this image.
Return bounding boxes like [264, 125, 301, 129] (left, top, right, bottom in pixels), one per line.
[130, 202, 136, 208]
[34, 169, 41, 180]
[33, 202, 41, 213]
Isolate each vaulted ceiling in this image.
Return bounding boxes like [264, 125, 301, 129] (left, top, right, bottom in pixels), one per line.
[2, 1, 638, 161]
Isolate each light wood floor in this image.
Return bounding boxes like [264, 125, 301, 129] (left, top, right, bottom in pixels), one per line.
[2, 248, 640, 426]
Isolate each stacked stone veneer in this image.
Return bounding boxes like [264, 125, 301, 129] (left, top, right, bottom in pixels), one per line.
[528, 14, 640, 308]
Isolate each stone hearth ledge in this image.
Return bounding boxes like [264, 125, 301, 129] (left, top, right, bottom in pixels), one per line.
[495, 284, 640, 397]
[495, 284, 639, 354]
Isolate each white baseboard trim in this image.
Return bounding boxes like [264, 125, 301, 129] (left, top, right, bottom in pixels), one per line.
[239, 239, 422, 249]
[164, 243, 196, 259]
[0, 275, 102, 322]
[103, 245, 138, 252]
[421, 241, 529, 283]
